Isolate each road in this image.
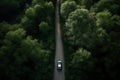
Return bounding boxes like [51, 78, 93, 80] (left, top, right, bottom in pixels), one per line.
[54, 0, 65, 80]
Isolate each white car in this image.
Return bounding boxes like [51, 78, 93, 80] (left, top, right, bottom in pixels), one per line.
[57, 60, 62, 70]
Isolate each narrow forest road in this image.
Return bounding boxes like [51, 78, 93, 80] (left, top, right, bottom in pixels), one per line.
[54, 0, 65, 80]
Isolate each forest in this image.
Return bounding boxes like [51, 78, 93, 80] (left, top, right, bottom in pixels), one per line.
[0, 0, 120, 80]
[0, 0, 56, 80]
[61, 0, 120, 80]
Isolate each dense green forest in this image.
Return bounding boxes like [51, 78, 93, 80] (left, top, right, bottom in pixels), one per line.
[0, 0, 120, 80]
[61, 0, 120, 80]
[0, 0, 56, 80]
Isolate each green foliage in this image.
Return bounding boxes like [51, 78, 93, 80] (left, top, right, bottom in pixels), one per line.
[96, 10, 120, 34]
[96, 10, 112, 28]
[32, 0, 46, 5]
[69, 48, 94, 80]
[0, 22, 20, 46]
[0, 28, 50, 80]
[65, 9, 91, 48]
[62, 0, 120, 80]
[0, 22, 10, 45]
[25, 7, 36, 19]
[65, 8, 109, 51]
[62, 0, 81, 4]
[1, 0, 119, 80]
[81, 0, 100, 9]
[22, 1, 54, 38]
[39, 21, 49, 33]
[44, 2, 54, 16]
[72, 48, 91, 63]
[81, 0, 93, 9]
[93, 0, 120, 14]
[61, 0, 77, 19]
[66, 8, 89, 32]
[4, 28, 26, 46]
[0, 0, 55, 80]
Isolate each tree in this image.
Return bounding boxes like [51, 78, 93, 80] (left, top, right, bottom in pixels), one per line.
[21, 1, 54, 38]
[62, 0, 120, 80]
[96, 11, 120, 79]
[96, 10, 120, 34]
[39, 21, 49, 34]
[65, 8, 109, 50]
[0, 28, 50, 80]
[65, 9, 91, 49]
[61, 0, 77, 19]
[93, 0, 120, 14]
[0, 22, 21, 46]
[96, 10, 112, 28]
[69, 48, 94, 80]
[81, 0, 94, 9]
[0, 22, 10, 46]
[0, 0, 55, 80]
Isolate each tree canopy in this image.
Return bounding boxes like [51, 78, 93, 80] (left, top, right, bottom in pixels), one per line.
[61, 0, 120, 80]
[0, 0, 55, 80]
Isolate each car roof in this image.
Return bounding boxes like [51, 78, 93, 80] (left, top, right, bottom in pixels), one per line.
[58, 64, 61, 67]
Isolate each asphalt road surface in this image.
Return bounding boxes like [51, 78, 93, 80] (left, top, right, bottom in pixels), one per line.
[54, 0, 65, 80]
